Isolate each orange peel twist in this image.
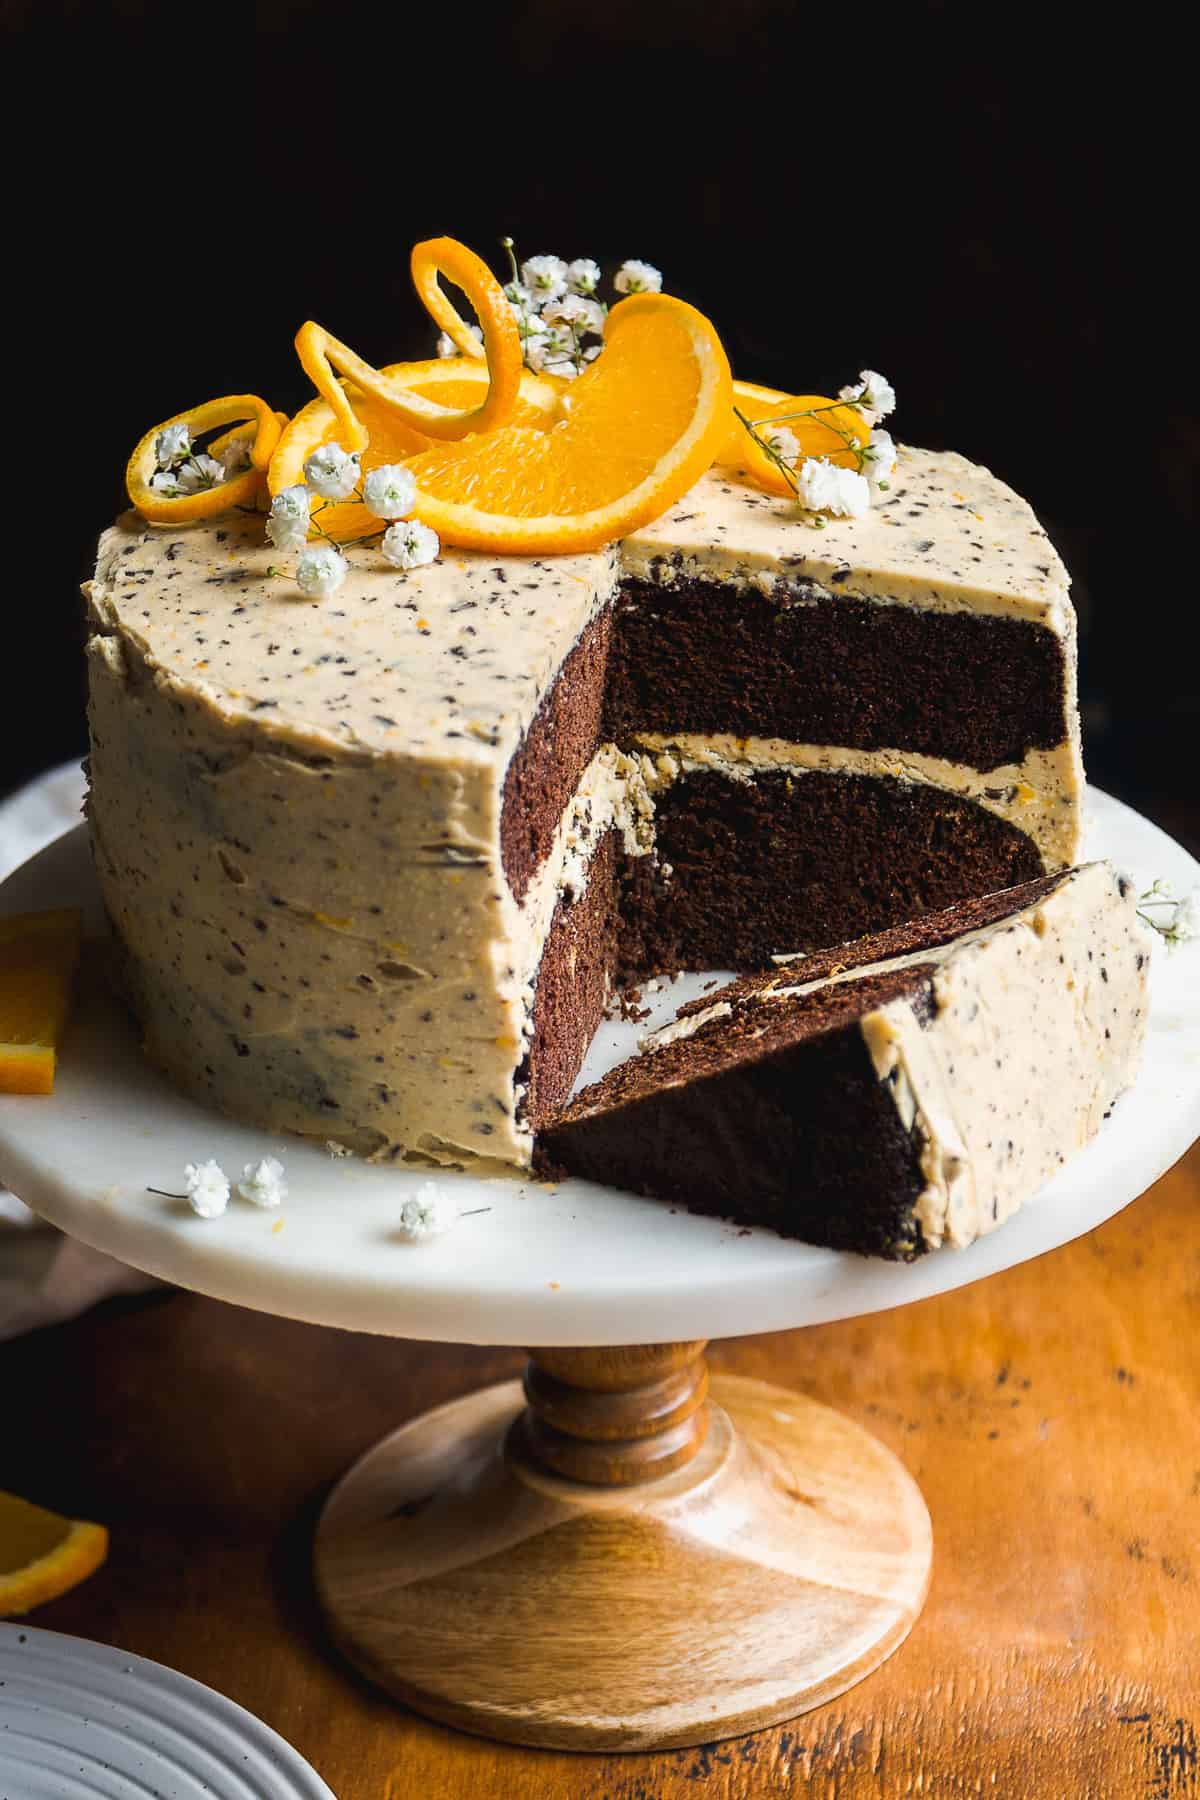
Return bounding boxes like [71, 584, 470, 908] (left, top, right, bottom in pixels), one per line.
[294, 236, 521, 448]
[126, 395, 282, 523]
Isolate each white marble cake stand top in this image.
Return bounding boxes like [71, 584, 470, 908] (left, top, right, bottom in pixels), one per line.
[0, 788, 1197, 1346]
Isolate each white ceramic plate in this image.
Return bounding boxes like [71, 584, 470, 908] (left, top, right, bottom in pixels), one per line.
[0, 790, 1197, 1347]
[0, 1623, 335, 1798]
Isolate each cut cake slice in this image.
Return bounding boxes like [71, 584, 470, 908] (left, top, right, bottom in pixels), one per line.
[536, 863, 1153, 1259]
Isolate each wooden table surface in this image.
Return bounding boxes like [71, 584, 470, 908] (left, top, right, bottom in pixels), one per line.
[3, 1143, 1197, 1799]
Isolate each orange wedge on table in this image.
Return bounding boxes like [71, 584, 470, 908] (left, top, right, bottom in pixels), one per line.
[0, 910, 82, 1095]
[716, 380, 870, 495]
[268, 360, 566, 543]
[0, 1490, 108, 1616]
[402, 291, 733, 554]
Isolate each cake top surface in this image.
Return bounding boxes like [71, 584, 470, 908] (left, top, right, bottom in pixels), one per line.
[88, 516, 618, 769]
[88, 445, 1068, 772]
[627, 447, 1069, 623]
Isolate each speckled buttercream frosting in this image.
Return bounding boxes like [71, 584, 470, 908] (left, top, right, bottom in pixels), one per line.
[84, 446, 1085, 1170]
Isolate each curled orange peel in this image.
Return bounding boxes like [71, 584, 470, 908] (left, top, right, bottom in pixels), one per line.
[294, 237, 521, 449]
[126, 395, 282, 524]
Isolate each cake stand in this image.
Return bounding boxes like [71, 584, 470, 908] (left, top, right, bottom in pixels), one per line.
[2, 789, 1198, 1752]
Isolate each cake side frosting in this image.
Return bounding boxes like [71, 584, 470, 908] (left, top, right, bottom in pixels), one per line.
[857, 862, 1150, 1248]
[85, 518, 620, 1164]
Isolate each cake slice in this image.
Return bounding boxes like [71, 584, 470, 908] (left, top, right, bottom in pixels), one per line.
[537, 864, 1153, 1259]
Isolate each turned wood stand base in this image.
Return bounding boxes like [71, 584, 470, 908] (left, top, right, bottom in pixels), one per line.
[314, 1343, 932, 1751]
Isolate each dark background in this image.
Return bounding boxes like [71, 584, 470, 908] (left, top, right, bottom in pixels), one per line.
[2, 0, 1195, 849]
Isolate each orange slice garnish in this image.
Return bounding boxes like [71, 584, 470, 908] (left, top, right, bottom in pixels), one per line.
[269, 360, 565, 543]
[716, 380, 869, 494]
[294, 237, 521, 454]
[402, 291, 733, 554]
[126, 395, 281, 523]
[0, 1489, 108, 1616]
[0, 909, 83, 1096]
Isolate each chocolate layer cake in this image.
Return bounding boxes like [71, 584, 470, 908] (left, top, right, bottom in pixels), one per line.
[84, 446, 1084, 1167]
[538, 865, 1152, 1258]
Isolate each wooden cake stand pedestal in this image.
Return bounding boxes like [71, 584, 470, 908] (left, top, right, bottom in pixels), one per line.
[315, 1341, 930, 1750]
[2, 794, 1198, 1754]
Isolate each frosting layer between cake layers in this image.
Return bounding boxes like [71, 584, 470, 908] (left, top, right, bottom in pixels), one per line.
[84, 445, 1083, 1168]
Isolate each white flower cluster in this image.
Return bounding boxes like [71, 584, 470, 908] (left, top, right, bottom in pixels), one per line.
[149, 423, 248, 500]
[439, 246, 663, 379]
[179, 1155, 288, 1219]
[265, 445, 439, 599]
[398, 1180, 459, 1242]
[169, 1160, 473, 1240]
[745, 368, 899, 524]
[1138, 880, 1200, 951]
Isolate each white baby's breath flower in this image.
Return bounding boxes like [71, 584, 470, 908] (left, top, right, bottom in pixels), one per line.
[296, 544, 347, 599]
[614, 258, 663, 294]
[762, 426, 801, 465]
[382, 519, 440, 570]
[398, 1180, 459, 1241]
[266, 484, 311, 551]
[184, 1159, 230, 1219]
[175, 454, 225, 494]
[436, 324, 484, 358]
[795, 456, 871, 518]
[237, 1155, 288, 1209]
[521, 254, 568, 302]
[221, 435, 254, 478]
[304, 441, 361, 501]
[542, 293, 605, 334]
[155, 422, 192, 469]
[1155, 890, 1200, 949]
[583, 343, 603, 362]
[566, 257, 601, 296]
[838, 368, 897, 425]
[363, 464, 417, 520]
[525, 324, 578, 376]
[862, 427, 897, 490]
[1173, 891, 1200, 945]
[507, 285, 543, 342]
[149, 471, 183, 497]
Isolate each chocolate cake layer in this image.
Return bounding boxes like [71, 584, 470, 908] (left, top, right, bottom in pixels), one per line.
[501, 607, 611, 904]
[618, 767, 1045, 976]
[521, 831, 622, 1125]
[538, 969, 935, 1260]
[606, 577, 1068, 770]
